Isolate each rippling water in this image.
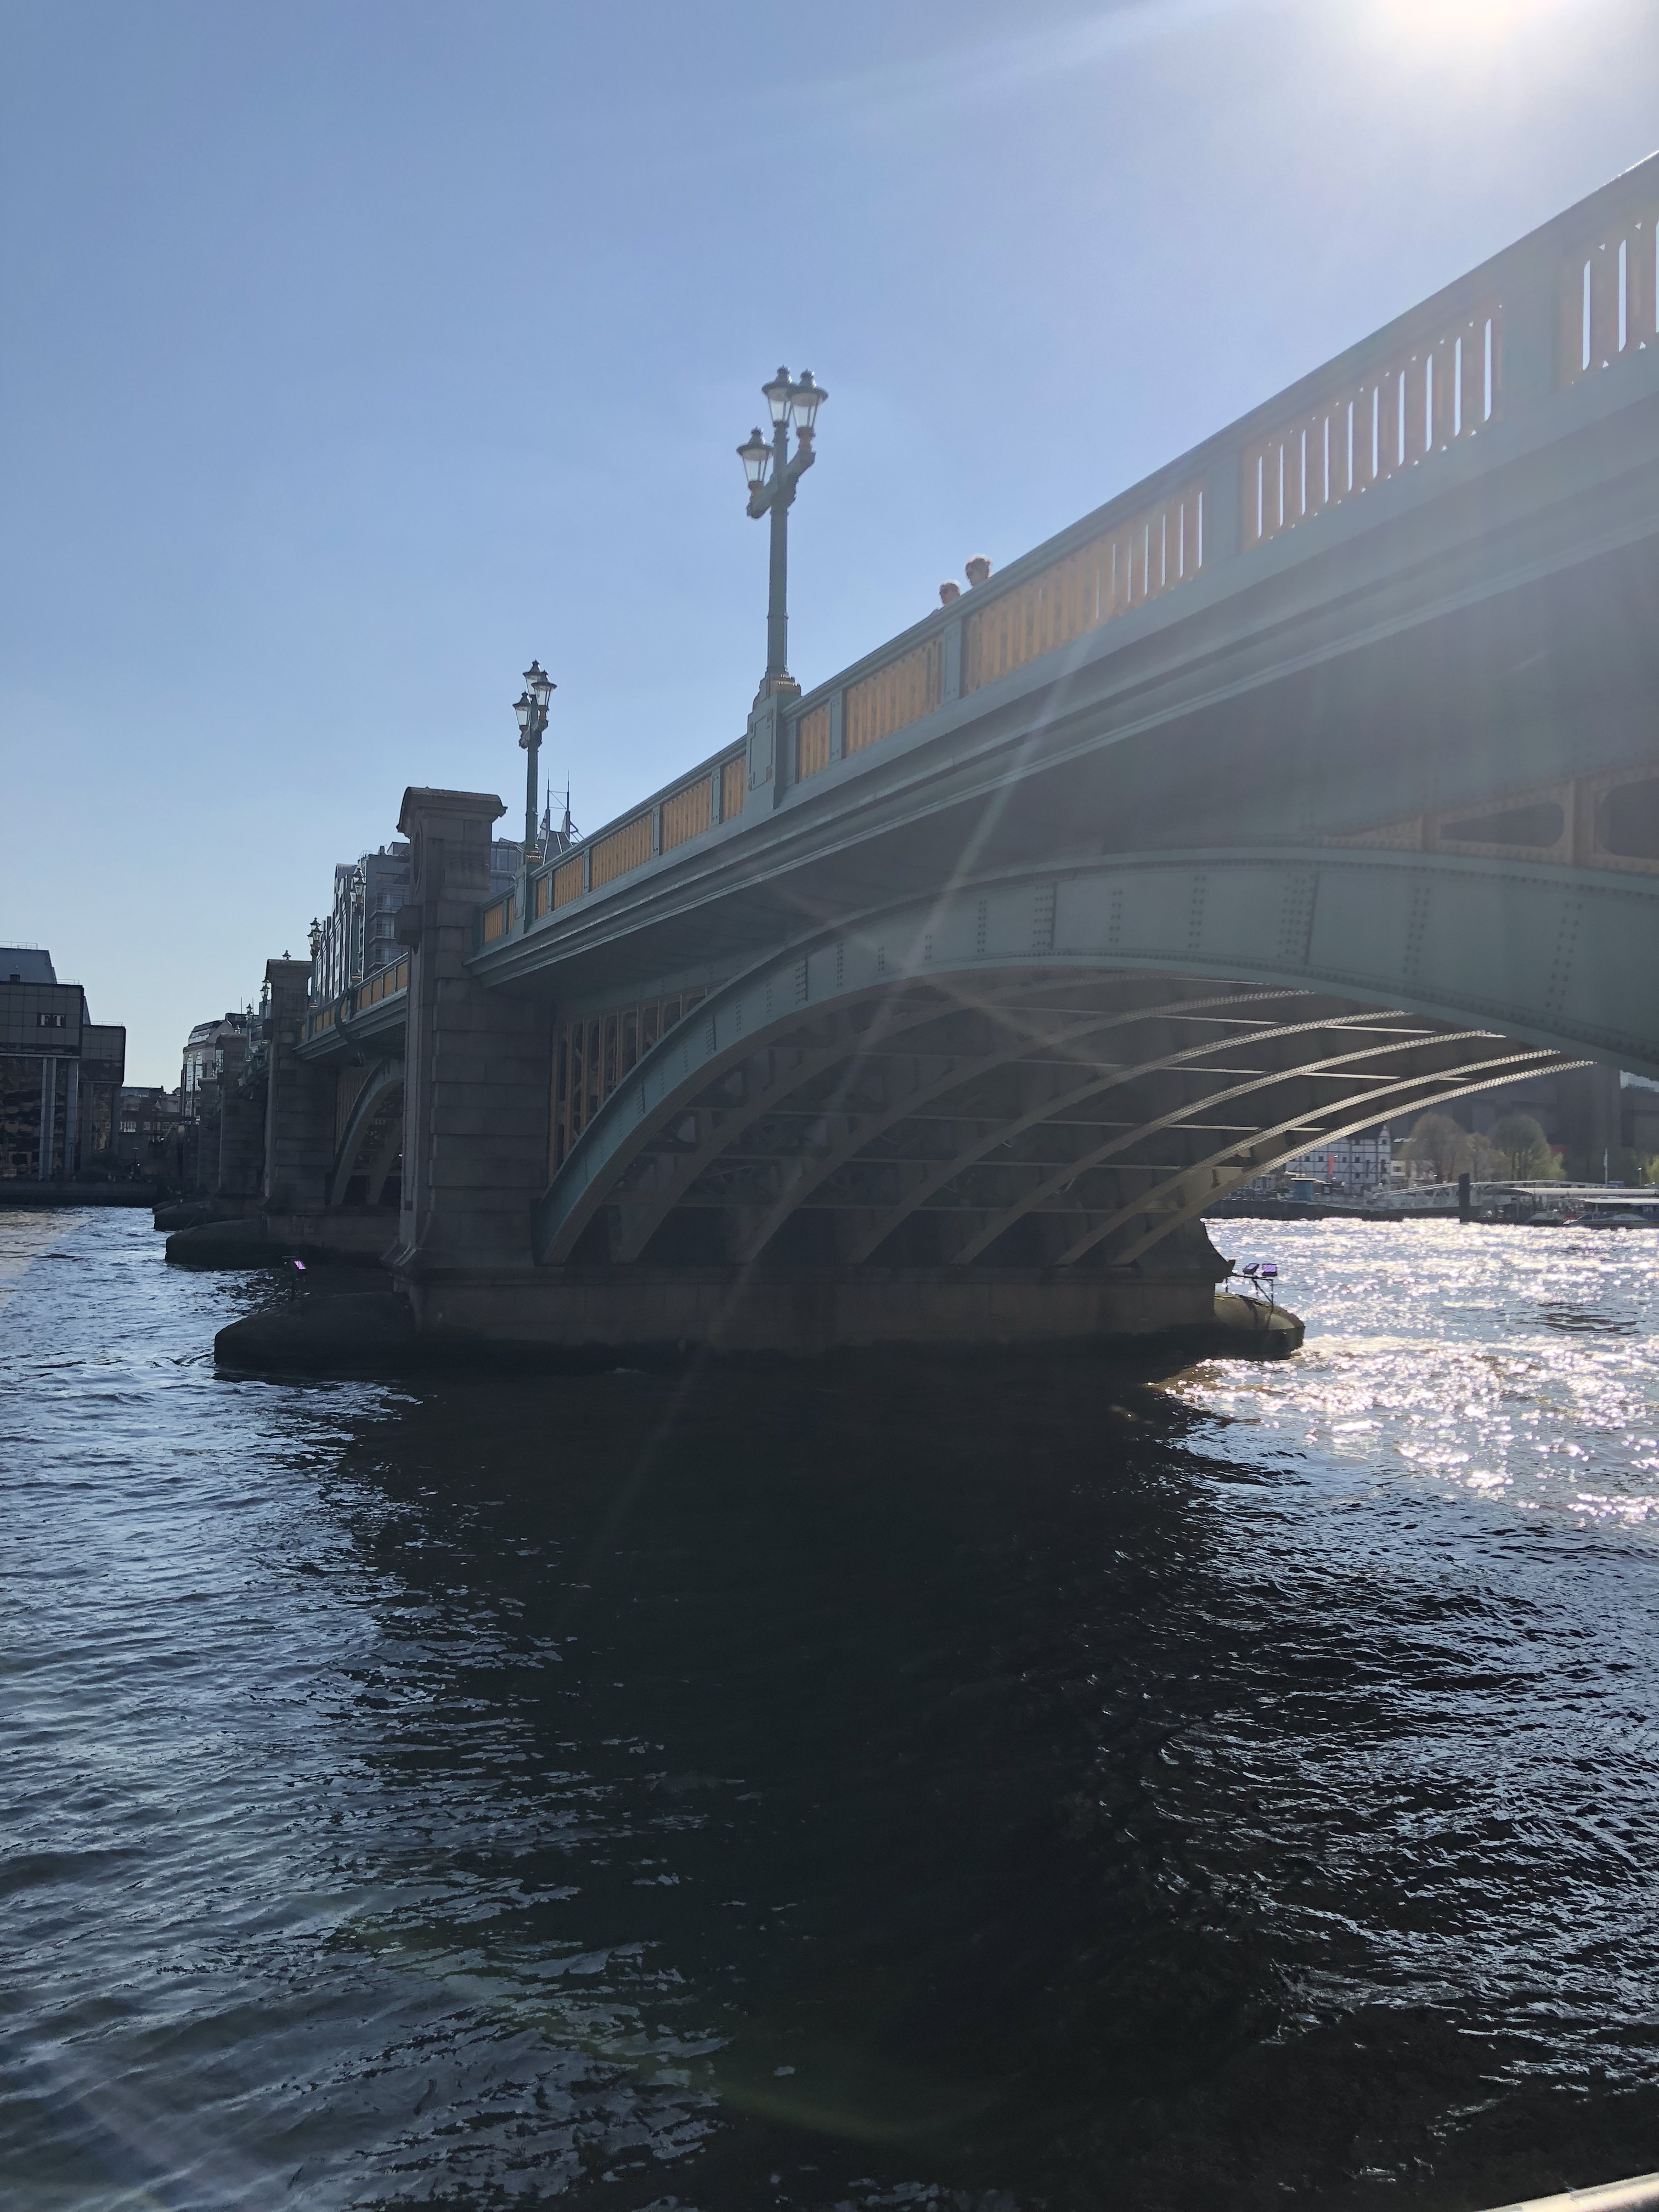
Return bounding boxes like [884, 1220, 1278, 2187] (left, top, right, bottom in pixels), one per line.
[3, 1210, 1657, 2211]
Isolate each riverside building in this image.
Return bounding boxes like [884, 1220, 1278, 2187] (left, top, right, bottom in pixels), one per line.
[1235, 1125, 1394, 1202]
[181, 1012, 252, 1121]
[309, 839, 522, 1008]
[115, 1086, 185, 1176]
[1, 948, 127, 1181]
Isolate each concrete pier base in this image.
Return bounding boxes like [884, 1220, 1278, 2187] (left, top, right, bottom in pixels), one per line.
[396, 1262, 1248, 1359]
[214, 1274, 1302, 1373]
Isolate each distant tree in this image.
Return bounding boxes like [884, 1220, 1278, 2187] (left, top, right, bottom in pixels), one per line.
[1468, 1131, 1504, 1182]
[1486, 1111, 1561, 1180]
[1401, 1110, 1472, 1181]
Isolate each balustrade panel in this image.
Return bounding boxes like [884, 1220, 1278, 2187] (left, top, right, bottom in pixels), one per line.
[720, 753, 747, 821]
[963, 484, 1202, 695]
[1561, 206, 1657, 382]
[1244, 301, 1501, 550]
[591, 813, 653, 888]
[796, 702, 832, 781]
[844, 638, 943, 754]
[662, 775, 713, 851]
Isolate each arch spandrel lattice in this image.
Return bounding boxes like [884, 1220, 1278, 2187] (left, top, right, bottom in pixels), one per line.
[329, 1056, 404, 1211]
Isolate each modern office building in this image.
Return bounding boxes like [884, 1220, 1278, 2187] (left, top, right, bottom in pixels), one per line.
[1, 948, 127, 1180]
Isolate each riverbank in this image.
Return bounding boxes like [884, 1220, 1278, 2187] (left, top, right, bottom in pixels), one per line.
[0, 1180, 158, 1207]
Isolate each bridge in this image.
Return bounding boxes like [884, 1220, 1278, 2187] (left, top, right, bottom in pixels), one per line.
[247, 156, 1658, 1355]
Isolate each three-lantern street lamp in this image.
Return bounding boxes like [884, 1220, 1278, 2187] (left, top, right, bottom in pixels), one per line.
[737, 366, 827, 702]
[512, 660, 556, 860]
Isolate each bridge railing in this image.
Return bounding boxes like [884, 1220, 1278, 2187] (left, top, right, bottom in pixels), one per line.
[477, 747, 749, 951]
[302, 955, 410, 1043]
[473, 154, 1656, 955]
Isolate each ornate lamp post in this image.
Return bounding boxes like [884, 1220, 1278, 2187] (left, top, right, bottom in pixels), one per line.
[737, 368, 827, 702]
[348, 864, 365, 985]
[513, 660, 556, 859]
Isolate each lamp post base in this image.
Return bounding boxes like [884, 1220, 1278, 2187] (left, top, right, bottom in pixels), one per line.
[752, 670, 800, 712]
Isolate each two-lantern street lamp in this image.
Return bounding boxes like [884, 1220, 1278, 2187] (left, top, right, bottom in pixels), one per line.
[737, 366, 827, 703]
[512, 660, 556, 861]
[503, 375, 823, 882]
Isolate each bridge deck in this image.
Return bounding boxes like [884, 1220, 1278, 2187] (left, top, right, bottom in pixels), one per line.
[471, 154, 1657, 1030]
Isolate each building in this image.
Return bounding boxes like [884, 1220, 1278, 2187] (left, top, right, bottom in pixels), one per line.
[1, 947, 127, 1180]
[309, 837, 521, 1008]
[181, 1012, 251, 1121]
[114, 1086, 185, 1176]
[1278, 1126, 1393, 1197]
[311, 845, 414, 1006]
[1237, 1124, 1393, 1201]
[174, 994, 275, 1199]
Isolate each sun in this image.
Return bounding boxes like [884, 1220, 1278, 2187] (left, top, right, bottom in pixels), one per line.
[1368, 0, 1577, 44]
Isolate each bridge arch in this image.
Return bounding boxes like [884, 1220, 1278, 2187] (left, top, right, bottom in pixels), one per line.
[535, 846, 1654, 1271]
[329, 1056, 404, 1210]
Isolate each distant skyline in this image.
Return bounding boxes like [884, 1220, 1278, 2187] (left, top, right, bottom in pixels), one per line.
[3, 0, 1655, 1083]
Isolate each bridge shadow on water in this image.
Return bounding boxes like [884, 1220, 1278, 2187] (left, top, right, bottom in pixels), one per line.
[313, 1350, 1659, 2210]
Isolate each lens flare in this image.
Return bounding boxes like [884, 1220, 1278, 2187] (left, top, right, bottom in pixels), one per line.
[1369, 0, 1578, 41]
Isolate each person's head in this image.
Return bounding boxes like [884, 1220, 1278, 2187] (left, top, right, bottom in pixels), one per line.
[938, 580, 961, 606]
[964, 554, 992, 588]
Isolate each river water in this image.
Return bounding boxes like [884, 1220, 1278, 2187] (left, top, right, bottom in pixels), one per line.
[3, 1210, 1657, 2211]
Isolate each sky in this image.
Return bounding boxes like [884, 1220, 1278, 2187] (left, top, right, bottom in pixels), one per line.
[2, 0, 1656, 1085]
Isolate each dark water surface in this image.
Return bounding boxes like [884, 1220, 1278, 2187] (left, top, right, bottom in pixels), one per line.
[3, 1212, 1658, 2210]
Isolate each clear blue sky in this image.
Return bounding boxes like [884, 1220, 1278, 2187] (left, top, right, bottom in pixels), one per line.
[2, 0, 1655, 1084]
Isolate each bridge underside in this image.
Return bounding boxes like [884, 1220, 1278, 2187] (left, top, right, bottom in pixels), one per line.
[404, 958, 1572, 1358]
[549, 968, 1562, 1278]
[329, 1058, 404, 1211]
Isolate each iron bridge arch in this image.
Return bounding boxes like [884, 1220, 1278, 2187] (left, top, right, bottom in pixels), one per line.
[330, 1056, 405, 1211]
[534, 847, 1656, 1272]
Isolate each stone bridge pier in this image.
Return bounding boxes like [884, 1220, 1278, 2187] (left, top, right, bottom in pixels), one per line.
[386, 787, 551, 1294]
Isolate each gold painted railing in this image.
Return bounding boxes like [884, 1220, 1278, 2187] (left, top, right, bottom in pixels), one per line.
[591, 812, 653, 889]
[518, 750, 747, 931]
[663, 775, 713, 851]
[847, 636, 943, 753]
[303, 957, 410, 1040]
[797, 701, 832, 781]
[357, 957, 410, 1008]
[965, 483, 1202, 689]
[720, 752, 746, 822]
[459, 157, 1656, 960]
